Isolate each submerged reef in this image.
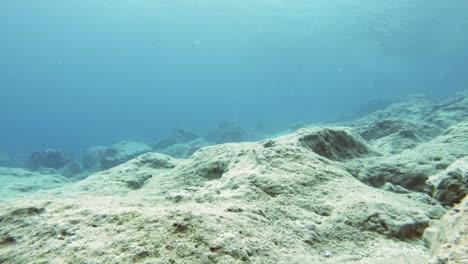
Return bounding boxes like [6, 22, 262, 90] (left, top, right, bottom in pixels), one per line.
[151, 129, 210, 159]
[0, 91, 467, 263]
[82, 141, 152, 171]
[28, 149, 70, 170]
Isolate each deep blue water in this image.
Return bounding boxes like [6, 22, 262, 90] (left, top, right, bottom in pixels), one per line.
[1, 0, 467, 155]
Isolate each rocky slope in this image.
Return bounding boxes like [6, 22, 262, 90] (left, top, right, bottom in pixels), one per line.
[0, 91, 466, 263]
[0, 168, 71, 202]
[427, 196, 467, 264]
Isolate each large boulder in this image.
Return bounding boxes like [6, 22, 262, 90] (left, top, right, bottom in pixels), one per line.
[292, 127, 372, 161]
[426, 157, 468, 206]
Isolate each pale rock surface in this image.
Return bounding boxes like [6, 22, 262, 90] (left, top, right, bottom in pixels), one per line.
[0, 167, 71, 201]
[162, 138, 211, 159]
[426, 197, 468, 264]
[368, 128, 422, 154]
[352, 92, 468, 155]
[0, 127, 437, 264]
[426, 91, 468, 128]
[345, 121, 468, 191]
[1, 91, 467, 263]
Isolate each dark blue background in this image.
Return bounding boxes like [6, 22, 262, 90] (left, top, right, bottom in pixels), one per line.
[1, 0, 467, 154]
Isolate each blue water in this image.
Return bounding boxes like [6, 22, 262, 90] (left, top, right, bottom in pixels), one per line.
[1, 0, 467, 155]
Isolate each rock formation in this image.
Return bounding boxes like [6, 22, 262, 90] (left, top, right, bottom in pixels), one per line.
[28, 149, 70, 170]
[0, 91, 467, 263]
[82, 141, 152, 171]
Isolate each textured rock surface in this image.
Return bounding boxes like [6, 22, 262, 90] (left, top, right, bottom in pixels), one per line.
[426, 157, 468, 206]
[0, 91, 467, 263]
[161, 138, 211, 159]
[345, 121, 468, 191]
[426, 91, 468, 128]
[0, 168, 71, 201]
[369, 128, 422, 154]
[352, 92, 468, 146]
[68, 152, 183, 196]
[294, 127, 372, 161]
[0, 127, 436, 264]
[427, 197, 468, 264]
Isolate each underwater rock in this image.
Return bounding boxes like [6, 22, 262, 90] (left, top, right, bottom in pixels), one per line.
[369, 128, 422, 154]
[0, 125, 436, 263]
[295, 127, 372, 161]
[356, 118, 395, 140]
[382, 95, 437, 122]
[81, 146, 115, 169]
[350, 95, 436, 135]
[28, 149, 70, 170]
[70, 152, 183, 195]
[426, 91, 468, 128]
[426, 156, 468, 206]
[345, 121, 468, 191]
[0, 167, 71, 201]
[2, 92, 468, 263]
[161, 138, 211, 159]
[427, 196, 467, 264]
[345, 203, 430, 239]
[82, 141, 152, 171]
[357, 118, 439, 141]
[151, 129, 200, 151]
[132, 152, 180, 169]
[352, 92, 468, 143]
[60, 162, 84, 177]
